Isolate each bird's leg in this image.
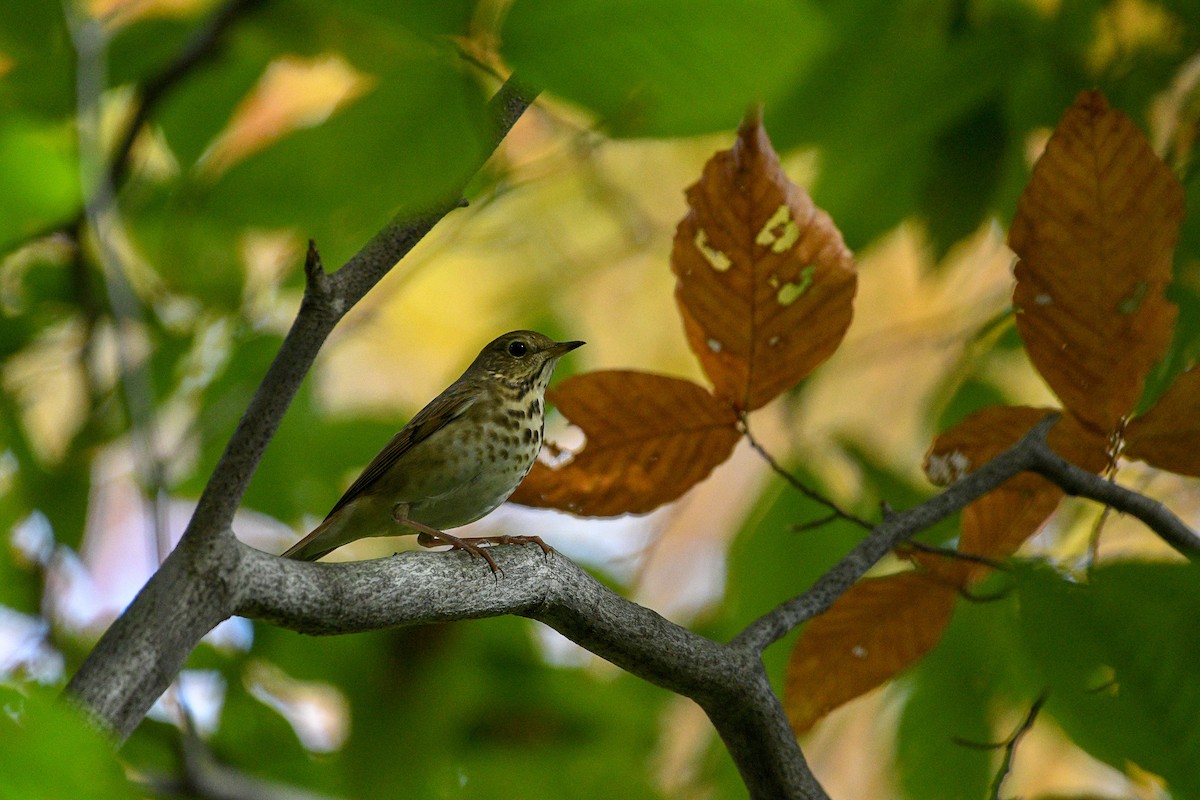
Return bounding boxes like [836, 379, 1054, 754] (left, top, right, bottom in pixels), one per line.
[393, 506, 501, 574]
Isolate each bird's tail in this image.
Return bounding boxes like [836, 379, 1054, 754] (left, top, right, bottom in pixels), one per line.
[280, 515, 342, 561]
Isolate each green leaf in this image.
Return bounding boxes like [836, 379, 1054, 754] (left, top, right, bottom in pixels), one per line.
[895, 613, 994, 800]
[0, 116, 80, 251]
[151, 28, 272, 169]
[773, 23, 1014, 248]
[897, 573, 1042, 800]
[125, 183, 247, 310]
[224, 619, 665, 798]
[0, 684, 142, 800]
[1016, 561, 1200, 798]
[189, 54, 488, 267]
[107, 16, 199, 89]
[501, 0, 829, 137]
[305, 0, 479, 36]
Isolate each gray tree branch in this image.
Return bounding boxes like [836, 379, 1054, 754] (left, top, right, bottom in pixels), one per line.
[234, 541, 827, 800]
[734, 414, 1200, 653]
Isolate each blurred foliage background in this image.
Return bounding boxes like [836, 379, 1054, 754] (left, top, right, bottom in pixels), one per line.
[2, 0, 1200, 798]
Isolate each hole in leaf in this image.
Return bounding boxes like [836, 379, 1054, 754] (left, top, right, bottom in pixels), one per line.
[693, 228, 732, 272]
[776, 266, 815, 306]
[755, 204, 799, 253]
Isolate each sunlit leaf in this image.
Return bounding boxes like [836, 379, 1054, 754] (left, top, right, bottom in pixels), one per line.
[671, 113, 856, 412]
[0, 115, 79, 251]
[1125, 367, 1200, 477]
[510, 370, 740, 516]
[925, 406, 1109, 559]
[1009, 90, 1183, 434]
[784, 560, 966, 734]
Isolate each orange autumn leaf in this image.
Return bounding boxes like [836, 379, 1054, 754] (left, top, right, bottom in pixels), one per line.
[1010, 90, 1183, 434]
[509, 370, 740, 516]
[1126, 368, 1200, 477]
[784, 566, 962, 734]
[671, 111, 857, 412]
[925, 406, 1110, 559]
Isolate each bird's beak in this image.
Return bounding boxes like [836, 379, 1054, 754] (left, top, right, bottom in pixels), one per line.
[548, 340, 585, 357]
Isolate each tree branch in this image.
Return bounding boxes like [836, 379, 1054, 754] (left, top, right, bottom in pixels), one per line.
[1024, 437, 1200, 557]
[732, 414, 1200, 653]
[232, 542, 828, 800]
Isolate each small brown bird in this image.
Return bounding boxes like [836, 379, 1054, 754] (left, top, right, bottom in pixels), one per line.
[281, 330, 583, 570]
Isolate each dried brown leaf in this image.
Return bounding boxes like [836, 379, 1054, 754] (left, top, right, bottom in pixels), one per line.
[784, 568, 960, 734]
[671, 112, 857, 412]
[925, 406, 1110, 559]
[1126, 368, 1200, 477]
[509, 370, 740, 516]
[1010, 90, 1183, 433]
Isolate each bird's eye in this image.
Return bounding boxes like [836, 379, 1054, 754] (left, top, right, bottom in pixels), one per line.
[507, 341, 528, 357]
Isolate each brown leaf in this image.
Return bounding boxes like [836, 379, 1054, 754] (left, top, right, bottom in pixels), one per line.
[1126, 367, 1200, 477]
[671, 111, 857, 412]
[784, 568, 960, 734]
[959, 483, 1065, 562]
[925, 406, 1110, 559]
[1010, 90, 1183, 434]
[509, 370, 740, 516]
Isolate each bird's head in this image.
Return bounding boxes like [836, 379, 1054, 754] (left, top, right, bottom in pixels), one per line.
[471, 330, 584, 392]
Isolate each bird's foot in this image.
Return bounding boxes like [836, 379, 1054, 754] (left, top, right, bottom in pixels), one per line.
[409, 524, 501, 575]
[457, 534, 552, 558]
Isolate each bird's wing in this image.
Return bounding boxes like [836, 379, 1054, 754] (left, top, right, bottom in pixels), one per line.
[323, 383, 478, 520]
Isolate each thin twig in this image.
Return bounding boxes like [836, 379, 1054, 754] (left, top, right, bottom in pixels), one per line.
[953, 693, 1047, 800]
[739, 414, 874, 531]
[790, 513, 841, 533]
[902, 540, 1007, 572]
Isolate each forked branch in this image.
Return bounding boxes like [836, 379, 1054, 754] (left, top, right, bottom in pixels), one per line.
[734, 414, 1200, 653]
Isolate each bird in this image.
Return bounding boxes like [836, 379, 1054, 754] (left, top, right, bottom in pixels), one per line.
[281, 330, 584, 572]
